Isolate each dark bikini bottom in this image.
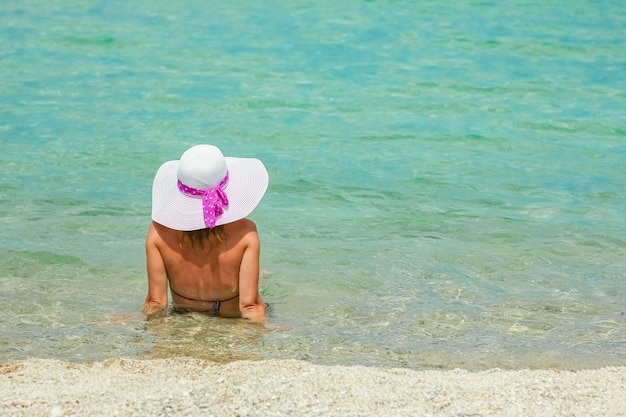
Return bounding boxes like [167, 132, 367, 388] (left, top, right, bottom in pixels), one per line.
[170, 286, 239, 315]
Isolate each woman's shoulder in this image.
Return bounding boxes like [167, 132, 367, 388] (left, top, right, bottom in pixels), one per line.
[224, 218, 258, 235]
[147, 221, 183, 248]
[221, 219, 259, 252]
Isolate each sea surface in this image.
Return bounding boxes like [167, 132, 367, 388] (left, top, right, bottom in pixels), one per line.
[1, 0, 625, 371]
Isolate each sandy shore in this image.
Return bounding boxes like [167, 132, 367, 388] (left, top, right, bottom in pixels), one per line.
[1, 358, 624, 416]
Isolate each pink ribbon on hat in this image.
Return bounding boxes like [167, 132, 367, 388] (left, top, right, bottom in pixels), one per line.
[177, 172, 229, 228]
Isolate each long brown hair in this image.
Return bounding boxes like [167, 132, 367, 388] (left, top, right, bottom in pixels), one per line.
[182, 226, 226, 250]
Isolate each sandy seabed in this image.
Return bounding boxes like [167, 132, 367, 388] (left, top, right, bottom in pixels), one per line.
[1, 358, 625, 417]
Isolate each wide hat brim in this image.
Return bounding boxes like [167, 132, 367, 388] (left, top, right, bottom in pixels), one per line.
[151, 157, 268, 231]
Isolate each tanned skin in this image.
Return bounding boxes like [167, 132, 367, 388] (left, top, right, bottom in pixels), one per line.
[143, 218, 265, 323]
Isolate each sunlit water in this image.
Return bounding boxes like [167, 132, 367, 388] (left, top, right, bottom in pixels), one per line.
[1, 0, 625, 370]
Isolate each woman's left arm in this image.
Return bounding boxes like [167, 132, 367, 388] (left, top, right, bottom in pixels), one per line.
[143, 223, 169, 317]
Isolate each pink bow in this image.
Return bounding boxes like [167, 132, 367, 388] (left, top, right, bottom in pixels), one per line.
[178, 173, 229, 228]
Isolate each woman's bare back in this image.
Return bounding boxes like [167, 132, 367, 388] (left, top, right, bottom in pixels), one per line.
[144, 218, 265, 320]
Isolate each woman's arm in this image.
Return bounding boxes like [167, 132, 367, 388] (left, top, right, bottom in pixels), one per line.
[143, 223, 169, 317]
[238, 225, 266, 323]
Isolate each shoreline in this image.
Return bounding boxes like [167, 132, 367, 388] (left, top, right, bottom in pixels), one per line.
[2, 358, 625, 416]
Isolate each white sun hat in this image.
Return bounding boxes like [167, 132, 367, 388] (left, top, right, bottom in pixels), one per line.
[151, 144, 269, 231]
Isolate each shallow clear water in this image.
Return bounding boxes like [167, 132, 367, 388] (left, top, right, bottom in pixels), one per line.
[1, 0, 625, 370]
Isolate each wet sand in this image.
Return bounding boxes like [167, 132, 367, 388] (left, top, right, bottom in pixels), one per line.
[1, 358, 624, 416]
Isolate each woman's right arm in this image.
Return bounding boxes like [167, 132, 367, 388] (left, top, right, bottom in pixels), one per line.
[238, 223, 266, 323]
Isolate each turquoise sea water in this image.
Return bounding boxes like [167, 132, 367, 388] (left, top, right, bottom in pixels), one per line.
[1, 1, 625, 370]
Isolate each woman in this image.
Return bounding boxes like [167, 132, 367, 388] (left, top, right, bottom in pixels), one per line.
[143, 144, 269, 323]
